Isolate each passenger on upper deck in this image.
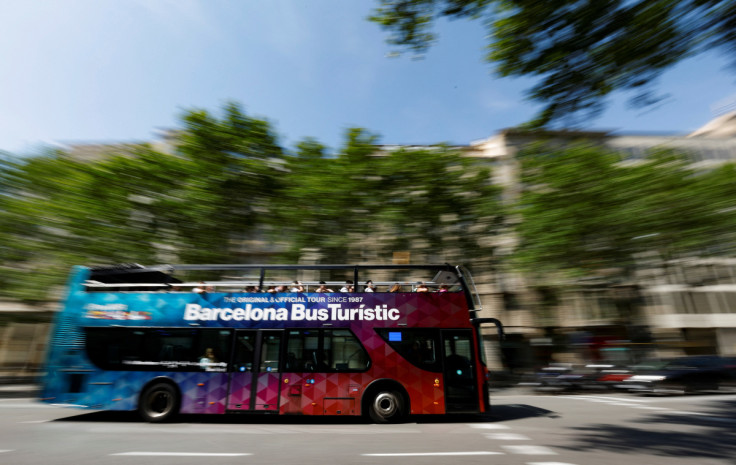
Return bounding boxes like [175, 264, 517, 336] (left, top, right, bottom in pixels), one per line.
[364, 280, 376, 292]
[340, 280, 354, 292]
[193, 281, 213, 293]
[290, 281, 304, 292]
[389, 283, 403, 293]
[438, 284, 449, 292]
[316, 281, 334, 293]
[415, 282, 429, 292]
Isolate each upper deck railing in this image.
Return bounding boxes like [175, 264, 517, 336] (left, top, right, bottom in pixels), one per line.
[78, 263, 483, 312]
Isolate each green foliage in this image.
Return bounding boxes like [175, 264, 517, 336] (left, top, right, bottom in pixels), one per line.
[274, 128, 503, 264]
[0, 107, 504, 301]
[168, 102, 284, 264]
[514, 142, 736, 279]
[7, 98, 735, 305]
[369, 0, 736, 126]
[0, 149, 177, 300]
[0, 103, 285, 301]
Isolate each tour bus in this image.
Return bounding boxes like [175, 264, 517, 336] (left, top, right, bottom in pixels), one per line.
[40, 264, 504, 423]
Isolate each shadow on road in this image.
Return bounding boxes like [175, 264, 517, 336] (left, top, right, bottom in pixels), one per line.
[558, 399, 736, 460]
[52, 402, 556, 425]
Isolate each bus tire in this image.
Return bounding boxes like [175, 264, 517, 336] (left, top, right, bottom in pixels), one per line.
[368, 390, 405, 423]
[139, 381, 180, 423]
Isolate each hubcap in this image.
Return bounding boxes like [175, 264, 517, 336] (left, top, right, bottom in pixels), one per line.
[374, 392, 398, 418]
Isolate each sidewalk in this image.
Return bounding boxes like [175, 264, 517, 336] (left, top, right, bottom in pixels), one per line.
[0, 372, 41, 398]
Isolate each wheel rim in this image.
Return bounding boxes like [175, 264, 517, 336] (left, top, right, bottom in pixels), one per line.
[373, 392, 399, 419]
[145, 389, 173, 418]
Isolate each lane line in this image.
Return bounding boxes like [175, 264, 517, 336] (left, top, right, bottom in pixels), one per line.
[469, 423, 510, 429]
[502, 445, 557, 455]
[111, 452, 252, 457]
[668, 410, 709, 416]
[0, 450, 14, 453]
[486, 433, 530, 441]
[527, 462, 577, 465]
[363, 451, 503, 457]
[560, 395, 648, 403]
[558, 395, 736, 423]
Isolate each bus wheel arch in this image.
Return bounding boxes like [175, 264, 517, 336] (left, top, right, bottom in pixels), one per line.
[362, 379, 409, 423]
[138, 378, 181, 423]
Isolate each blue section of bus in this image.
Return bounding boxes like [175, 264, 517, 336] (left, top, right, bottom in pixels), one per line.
[43, 367, 229, 414]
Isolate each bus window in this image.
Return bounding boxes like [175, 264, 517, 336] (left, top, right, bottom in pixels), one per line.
[285, 329, 368, 372]
[259, 333, 282, 373]
[233, 332, 256, 373]
[85, 328, 230, 372]
[286, 330, 320, 372]
[376, 328, 441, 372]
[197, 330, 230, 372]
[327, 329, 369, 371]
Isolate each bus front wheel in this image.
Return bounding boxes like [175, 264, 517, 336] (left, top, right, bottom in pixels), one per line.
[369, 390, 404, 423]
[139, 382, 179, 422]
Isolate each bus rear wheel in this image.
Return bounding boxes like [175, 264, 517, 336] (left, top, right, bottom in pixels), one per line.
[369, 390, 404, 423]
[139, 382, 179, 422]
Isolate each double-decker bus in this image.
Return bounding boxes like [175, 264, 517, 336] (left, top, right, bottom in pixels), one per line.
[40, 264, 504, 423]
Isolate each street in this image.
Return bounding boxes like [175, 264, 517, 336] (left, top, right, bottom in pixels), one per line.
[1, 390, 735, 465]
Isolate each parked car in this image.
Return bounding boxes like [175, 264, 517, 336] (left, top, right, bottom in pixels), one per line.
[520, 363, 574, 392]
[530, 363, 631, 392]
[590, 364, 635, 389]
[619, 355, 736, 394]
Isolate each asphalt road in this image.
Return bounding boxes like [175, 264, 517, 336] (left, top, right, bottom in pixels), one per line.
[1, 390, 735, 465]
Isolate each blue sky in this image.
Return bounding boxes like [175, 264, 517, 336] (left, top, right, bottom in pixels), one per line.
[2, 0, 736, 156]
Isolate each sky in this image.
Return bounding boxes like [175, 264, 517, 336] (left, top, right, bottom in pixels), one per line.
[2, 0, 736, 156]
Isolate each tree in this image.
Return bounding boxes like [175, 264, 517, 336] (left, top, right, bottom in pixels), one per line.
[0, 103, 285, 301]
[513, 142, 736, 279]
[0, 104, 504, 301]
[167, 102, 284, 264]
[369, 0, 736, 126]
[274, 128, 503, 265]
[0, 149, 185, 301]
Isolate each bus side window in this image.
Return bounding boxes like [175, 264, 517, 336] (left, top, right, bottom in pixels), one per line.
[286, 330, 319, 372]
[259, 333, 282, 373]
[328, 330, 369, 372]
[376, 328, 441, 372]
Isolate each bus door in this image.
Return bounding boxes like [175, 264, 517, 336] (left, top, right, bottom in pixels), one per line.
[441, 329, 479, 412]
[227, 330, 283, 412]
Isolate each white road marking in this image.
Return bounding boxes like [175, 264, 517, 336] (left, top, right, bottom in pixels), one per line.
[561, 395, 648, 403]
[667, 410, 709, 416]
[558, 395, 736, 422]
[502, 445, 557, 455]
[605, 402, 646, 407]
[486, 433, 530, 440]
[0, 450, 14, 453]
[527, 462, 577, 465]
[469, 423, 510, 429]
[111, 452, 252, 457]
[363, 451, 504, 457]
